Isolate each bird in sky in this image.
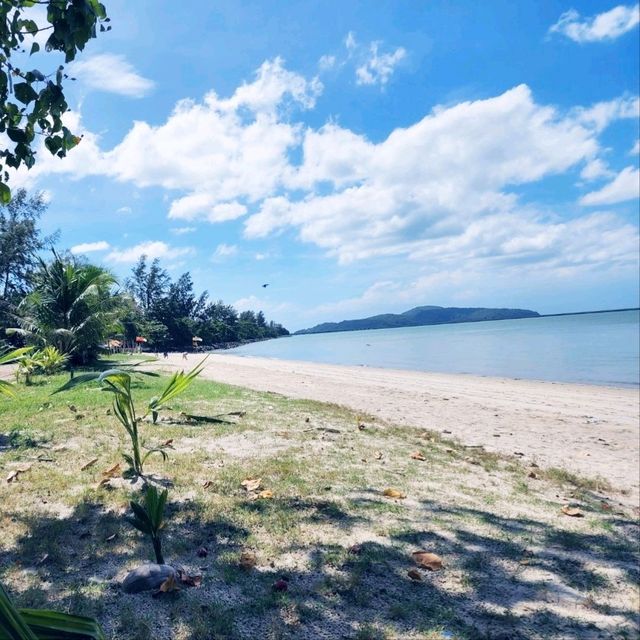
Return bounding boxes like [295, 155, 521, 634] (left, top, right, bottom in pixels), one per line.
[262, 283, 269, 288]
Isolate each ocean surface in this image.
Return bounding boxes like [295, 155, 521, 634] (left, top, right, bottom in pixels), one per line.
[227, 310, 640, 387]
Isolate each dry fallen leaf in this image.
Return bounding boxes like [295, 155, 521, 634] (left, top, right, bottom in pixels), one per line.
[178, 570, 202, 587]
[561, 505, 584, 518]
[159, 573, 179, 593]
[407, 569, 423, 581]
[374, 450, 383, 460]
[101, 463, 121, 479]
[410, 451, 426, 461]
[412, 551, 443, 571]
[382, 488, 406, 499]
[161, 439, 174, 448]
[241, 478, 262, 492]
[6, 466, 31, 483]
[202, 480, 213, 489]
[80, 458, 98, 471]
[258, 489, 274, 499]
[528, 471, 538, 479]
[240, 551, 257, 569]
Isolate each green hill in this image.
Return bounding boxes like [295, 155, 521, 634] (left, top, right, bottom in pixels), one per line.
[295, 305, 540, 335]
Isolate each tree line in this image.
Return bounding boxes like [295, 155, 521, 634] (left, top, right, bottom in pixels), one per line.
[0, 189, 289, 363]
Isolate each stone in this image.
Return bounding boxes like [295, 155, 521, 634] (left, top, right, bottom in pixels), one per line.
[122, 563, 176, 594]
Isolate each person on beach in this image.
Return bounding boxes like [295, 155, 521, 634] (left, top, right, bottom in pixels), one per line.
[163, 351, 168, 359]
[182, 352, 188, 360]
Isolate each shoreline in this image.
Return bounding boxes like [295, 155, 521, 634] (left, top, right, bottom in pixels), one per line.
[149, 352, 640, 505]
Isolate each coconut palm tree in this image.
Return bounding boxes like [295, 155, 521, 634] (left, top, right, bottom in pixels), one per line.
[8, 252, 120, 366]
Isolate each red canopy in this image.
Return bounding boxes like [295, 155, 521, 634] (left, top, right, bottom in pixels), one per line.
[135, 336, 148, 343]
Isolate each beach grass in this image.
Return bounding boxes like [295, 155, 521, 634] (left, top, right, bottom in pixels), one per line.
[0, 366, 638, 639]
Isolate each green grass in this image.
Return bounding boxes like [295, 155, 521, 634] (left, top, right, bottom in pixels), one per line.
[0, 364, 638, 640]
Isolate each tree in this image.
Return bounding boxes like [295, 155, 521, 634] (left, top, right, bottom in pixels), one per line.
[0, 189, 53, 300]
[10, 252, 120, 364]
[126, 255, 169, 314]
[0, 1, 110, 201]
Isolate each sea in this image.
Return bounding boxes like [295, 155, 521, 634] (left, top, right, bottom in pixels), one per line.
[227, 310, 640, 388]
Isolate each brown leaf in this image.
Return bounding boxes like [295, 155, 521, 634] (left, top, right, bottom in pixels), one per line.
[258, 489, 274, 499]
[241, 477, 262, 492]
[410, 451, 426, 461]
[561, 505, 584, 518]
[412, 551, 443, 571]
[101, 463, 121, 479]
[161, 439, 174, 448]
[202, 480, 213, 489]
[528, 471, 538, 479]
[80, 458, 98, 471]
[407, 568, 423, 581]
[6, 465, 31, 483]
[178, 571, 202, 587]
[374, 450, 383, 460]
[383, 488, 406, 499]
[159, 573, 179, 593]
[239, 551, 257, 569]
[272, 578, 288, 592]
[96, 478, 110, 490]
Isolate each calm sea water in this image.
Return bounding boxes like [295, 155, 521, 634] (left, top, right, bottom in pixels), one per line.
[227, 310, 640, 387]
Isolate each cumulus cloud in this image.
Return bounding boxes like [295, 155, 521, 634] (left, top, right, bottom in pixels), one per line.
[106, 241, 194, 264]
[69, 53, 155, 98]
[580, 166, 640, 205]
[549, 4, 640, 42]
[70, 240, 110, 254]
[580, 159, 614, 181]
[355, 42, 406, 86]
[116, 206, 132, 214]
[11, 58, 639, 289]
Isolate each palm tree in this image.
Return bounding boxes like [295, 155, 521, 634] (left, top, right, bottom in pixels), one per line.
[8, 252, 120, 366]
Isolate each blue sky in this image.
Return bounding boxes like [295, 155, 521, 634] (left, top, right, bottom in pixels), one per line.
[13, 1, 640, 330]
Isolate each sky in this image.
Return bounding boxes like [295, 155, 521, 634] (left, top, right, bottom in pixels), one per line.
[10, 0, 640, 331]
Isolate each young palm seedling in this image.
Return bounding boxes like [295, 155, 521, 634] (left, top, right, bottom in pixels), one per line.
[56, 359, 206, 477]
[127, 485, 169, 565]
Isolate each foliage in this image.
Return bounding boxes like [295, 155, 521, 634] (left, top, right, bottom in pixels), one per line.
[0, 1, 110, 201]
[0, 345, 31, 396]
[8, 252, 120, 364]
[126, 485, 168, 565]
[125, 255, 289, 351]
[15, 345, 66, 383]
[55, 360, 205, 476]
[0, 581, 105, 639]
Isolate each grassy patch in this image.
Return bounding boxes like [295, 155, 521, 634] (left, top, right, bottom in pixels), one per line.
[0, 365, 638, 640]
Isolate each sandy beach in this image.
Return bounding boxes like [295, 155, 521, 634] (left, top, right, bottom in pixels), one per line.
[151, 352, 640, 503]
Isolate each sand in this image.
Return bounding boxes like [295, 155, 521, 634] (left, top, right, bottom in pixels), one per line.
[150, 353, 640, 504]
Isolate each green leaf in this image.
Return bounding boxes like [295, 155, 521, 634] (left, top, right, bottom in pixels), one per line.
[0, 182, 11, 204]
[30, 42, 40, 56]
[14, 82, 38, 105]
[19, 609, 106, 639]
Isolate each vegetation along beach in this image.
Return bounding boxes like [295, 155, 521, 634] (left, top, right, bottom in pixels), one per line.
[1, 1, 639, 639]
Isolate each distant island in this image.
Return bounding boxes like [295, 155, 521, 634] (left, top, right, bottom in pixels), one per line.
[295, 305, 540, 335]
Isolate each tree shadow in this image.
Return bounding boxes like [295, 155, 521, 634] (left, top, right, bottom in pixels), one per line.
[1, 491, 638, 639]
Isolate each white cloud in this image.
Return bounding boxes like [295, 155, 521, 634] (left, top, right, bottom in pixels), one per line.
[69, 53, 155, 98]
[345, 31, 357, 52]
[355, 42, 406, 86]
[575, 95, 639, 131]
[106, 241, 194, 264]
[549, 4, 639, 42]
[580, 158, 614, 181]
[318, 55, 336, 70]
[70, 240, 110, 254]
[631, 139, 640, 155]
[117, 206, 132, 214]
[212, 243, 238, 261]
[170, 226, 196, 235]
[247, 84, 605, 263]
[580, 166, 640, 205]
